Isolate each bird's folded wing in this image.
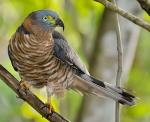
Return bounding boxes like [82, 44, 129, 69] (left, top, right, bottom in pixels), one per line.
[52, 31, 89, 75]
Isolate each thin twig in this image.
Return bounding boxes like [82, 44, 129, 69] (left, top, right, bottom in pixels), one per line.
[94, 0, 150, 32]
[111, 0, 123, 122]
[113, 0, 123, 87]
[137, 0, 150, 15]
[0, 64, 69, 122]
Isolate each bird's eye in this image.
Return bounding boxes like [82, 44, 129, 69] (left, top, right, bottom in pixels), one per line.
[43, 16, 48, 21]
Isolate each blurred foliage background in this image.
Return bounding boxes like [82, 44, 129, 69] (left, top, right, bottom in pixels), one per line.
[0, 0, 150, 122]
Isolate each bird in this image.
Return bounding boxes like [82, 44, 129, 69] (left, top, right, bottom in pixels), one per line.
[8, 10, 135, 113]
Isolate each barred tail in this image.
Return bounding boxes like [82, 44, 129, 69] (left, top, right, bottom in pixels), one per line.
[71, 70, 135, 106]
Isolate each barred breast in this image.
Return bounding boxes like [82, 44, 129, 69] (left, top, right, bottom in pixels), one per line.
[8, 28, 74, 91]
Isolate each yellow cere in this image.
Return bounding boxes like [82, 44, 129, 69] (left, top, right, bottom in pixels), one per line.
[47, 16, 53, 20]
[47, 16, 56, 25]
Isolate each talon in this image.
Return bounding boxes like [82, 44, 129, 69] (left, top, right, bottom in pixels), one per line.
[19, 80, 30, 95]
[46, 112, 53, 118]
[41, 103, 54, 114]
[20, 80, 30, 90]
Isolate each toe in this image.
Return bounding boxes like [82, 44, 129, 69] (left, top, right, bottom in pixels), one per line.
[20, 80, 30, 90]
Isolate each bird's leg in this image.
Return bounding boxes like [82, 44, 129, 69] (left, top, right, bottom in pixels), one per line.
[45, 96, 54, 113]
[46, 86, 54, 113]
[41, 85, 54, 114]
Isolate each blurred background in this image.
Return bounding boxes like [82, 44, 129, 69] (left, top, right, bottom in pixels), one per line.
[0, 0, 150, 122]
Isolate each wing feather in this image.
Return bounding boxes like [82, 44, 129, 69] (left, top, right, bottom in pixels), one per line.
[52, 31, 89, 75]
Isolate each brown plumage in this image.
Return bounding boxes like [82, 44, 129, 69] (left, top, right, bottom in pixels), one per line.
[8, 10, 135, 111]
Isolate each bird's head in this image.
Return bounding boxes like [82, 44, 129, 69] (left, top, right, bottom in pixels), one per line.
[23, 10, 64, 34]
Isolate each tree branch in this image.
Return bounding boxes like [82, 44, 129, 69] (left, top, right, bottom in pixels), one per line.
[94, 0, 150, 32]
[112, 0, 123, 122]
[0, 64, 69, 122]
[137, 0, 150, 15]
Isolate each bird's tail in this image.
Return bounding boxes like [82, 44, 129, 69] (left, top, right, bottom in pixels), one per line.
[71, 70, 135, 106]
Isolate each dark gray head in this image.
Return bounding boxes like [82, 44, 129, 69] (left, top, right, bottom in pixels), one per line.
[23, 10, 64, 33]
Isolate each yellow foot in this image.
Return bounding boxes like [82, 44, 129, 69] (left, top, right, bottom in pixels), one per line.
[46, 103, 54, 113]
[18, 80, 30, 95]
[41, 103, 54, 114]
[19, 80, 30, 90]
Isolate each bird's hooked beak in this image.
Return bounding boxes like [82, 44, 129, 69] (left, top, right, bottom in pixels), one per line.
[55, 18, 64, 31]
